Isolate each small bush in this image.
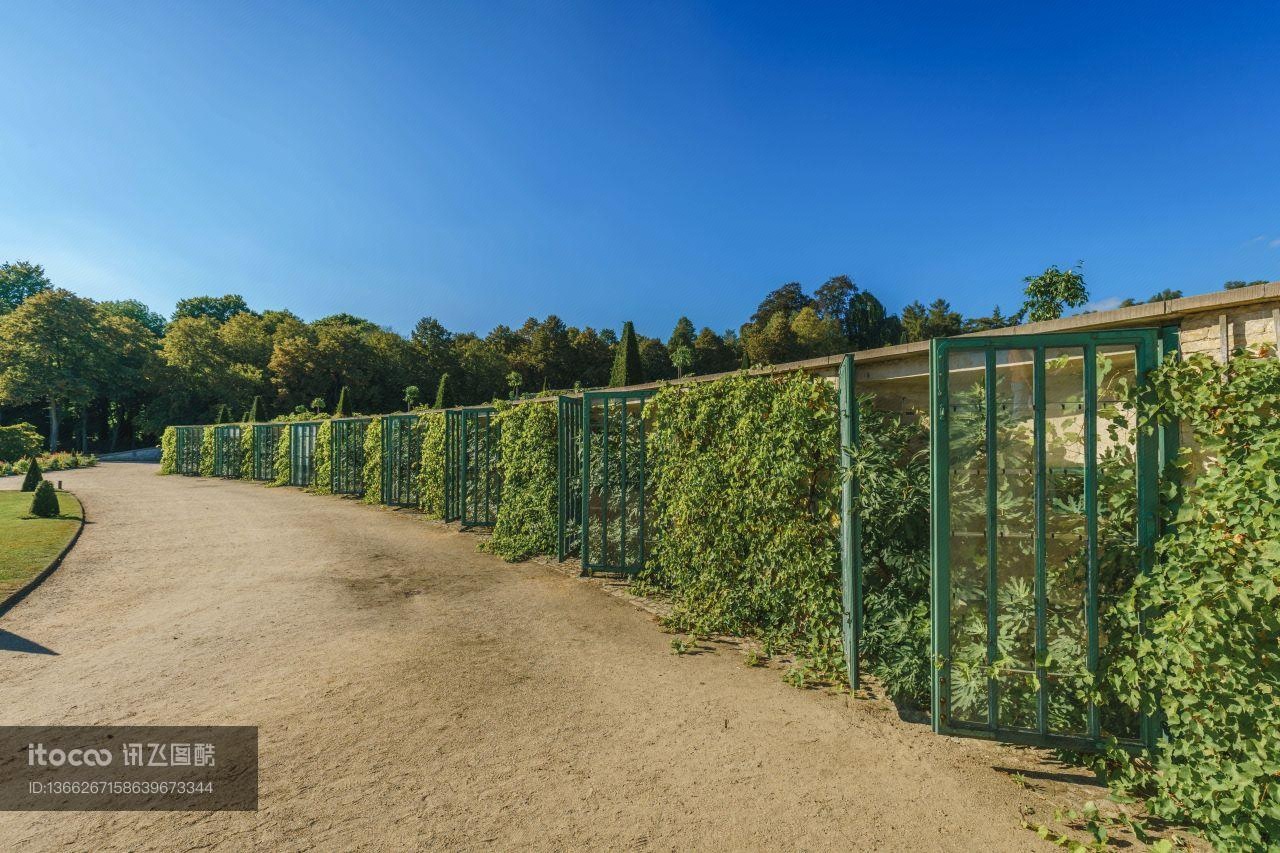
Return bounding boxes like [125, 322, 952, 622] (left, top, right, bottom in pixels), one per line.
[29, 480, 60, 517]
[312, 420, 334, 494]
[21, 457, 43, 492]
[159, 427, 177, 474]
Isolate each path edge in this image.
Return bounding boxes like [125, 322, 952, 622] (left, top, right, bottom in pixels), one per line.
[0, 491, 87, 619]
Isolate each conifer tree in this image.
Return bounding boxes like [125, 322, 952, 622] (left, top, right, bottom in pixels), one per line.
[609, 321, 644, 387]
[433, 373, 449, 409]
[20, 456, 43, 492]
[334, 386, 350, 417]
[30, 480, 59, 517]
[247, 395, 263, 423]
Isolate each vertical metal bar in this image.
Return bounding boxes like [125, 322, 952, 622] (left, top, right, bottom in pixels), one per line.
[1033, 348, 1048, 738]
[984, 348, 999, 731]
[600, 398, 609, 572]
[637, 397, 647, 572]
[580, 397, 591, 574]
[838, 355, 859, 691]
[1135, 331, 1161, 750]
[1084, 344, 1100, 740]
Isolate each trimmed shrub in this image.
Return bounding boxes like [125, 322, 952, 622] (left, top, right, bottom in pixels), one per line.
[29, 480, 59, 517]
[361, 417, 383, 505]
[0, 422, 42, 463]
[610, 321, 644, 386]
[417, 412, 446, 517]
[644, 372, 842, 676]
[334, 387, 350, 418]
[312, 420, 334, 494]
[21, 457, 43, 492]
[484, 401, 557, 561]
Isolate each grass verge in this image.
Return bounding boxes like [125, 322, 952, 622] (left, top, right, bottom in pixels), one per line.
[0, 490, 84, 600]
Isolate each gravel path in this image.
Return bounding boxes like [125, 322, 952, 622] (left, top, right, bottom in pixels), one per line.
[0, 463, 1092, 851]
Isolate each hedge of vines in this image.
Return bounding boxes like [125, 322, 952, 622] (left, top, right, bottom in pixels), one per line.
[160, 428, 177, 474]
[1092, 349, 1280, 850]
[417, 412, 446, 518]
[642, 372, 846, 677]
[198, 428, 215, 478]
[239, 426, 254, 481]
[312, 420, 334, 495]
[272, 427, 290, 487]
[484, 401, 558, 561]
[360, 416, 382, 505]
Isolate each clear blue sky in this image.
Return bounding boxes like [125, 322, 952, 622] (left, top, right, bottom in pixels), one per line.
[2, 2, 1277, 337]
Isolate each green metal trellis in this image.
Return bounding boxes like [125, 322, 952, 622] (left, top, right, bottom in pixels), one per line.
[212, 424, 242, 478]
[460, 408, 499, 527]
[251, 423, 285, 481]
[289, 422, 319, 488]
[557, 395, 584, 561]
[444, 410, 462, 522]
[381, 414, 420, 507]
[929, 329, 1163, 751]
[330, 417, 369, 496]
[581, 390, 653, 576]
[838, 356, 862, 692]
[173, 426, 204, 476]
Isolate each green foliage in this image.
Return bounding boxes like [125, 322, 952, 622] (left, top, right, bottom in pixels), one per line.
[21, 456, 43, 492]
[0, 422, 42, 462]
[610, 321, 644, 386]
[644, 372, 843, 676]
[433, 373, 450, 409]
[239, 424, 254, 481]
[1096, 349, 1280, 850]
[1021, 263, 1088, 323]
[312, 420, 334, 494]
[485, 402, 557, 561]
[360, 417, 383, 505]
[334, 386, 350, 417]
[199, 427, 215, 477]
[29, 480, 60, 517]
[403, 385, 420, 410]
[417, 412, 446, 517]
[172, 294, 250, 324]
[0, 260, 53, 314]
[850, 401, 931, 705]
[247, 395, 264, 423]
[160, 427, 177, 474]
[271, 426, 291, 487]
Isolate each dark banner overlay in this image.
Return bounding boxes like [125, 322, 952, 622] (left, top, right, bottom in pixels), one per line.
[0, 726, 257, 811]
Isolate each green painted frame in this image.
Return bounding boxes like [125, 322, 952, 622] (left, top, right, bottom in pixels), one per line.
[289, 422, 319, 488]
[330, 417, 370, 496]
[212, 424, 242, 478]
[459, 407, 498, 528]
[251, 423, 285, 481]
[580, 389, 654, 576]
[556, 395, 584, 562]
[443, 410, 462, 522]
[838, 356, 862, 692]
[929, 328, 1164, 752]
[381, 413, 420, 507]
[174, 426, 204, 476]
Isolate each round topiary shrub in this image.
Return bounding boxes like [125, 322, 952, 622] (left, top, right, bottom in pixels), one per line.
[29, 480, 60, 517]
[20, 456, 43, 492]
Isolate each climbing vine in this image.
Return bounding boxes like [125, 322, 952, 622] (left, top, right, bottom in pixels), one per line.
[361, 416, 383, 505]
[485, 401, 557, 561]
[417, 412, 446, 518]
[1096, 348, 1280, 850]
[272, 426, 290, 487]
[312, 420, 333, 494]
[198, 426, 215, 477]
[159, 426, 176, 474]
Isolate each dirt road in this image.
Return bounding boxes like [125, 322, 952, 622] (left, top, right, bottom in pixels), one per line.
[0, 463, 1092, 850]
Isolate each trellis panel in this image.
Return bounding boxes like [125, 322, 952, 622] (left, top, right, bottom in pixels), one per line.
[212, 424, 243, 478]
[330, 417, 369, 495]
[251, 423, 285, 481]
[289, 422, 319, 488]
[557, 396, 584, 561]
[174, 426, 204, 476]
[381, 414, 420, 507]
[460, 408, 499, 527]
[581, 390, 652, 576]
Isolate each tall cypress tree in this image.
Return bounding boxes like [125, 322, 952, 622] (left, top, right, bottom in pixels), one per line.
[433, 373, 450, 409]
[610, 321, 644, 387]
[247, 395, 263, 423]
[334, 386, 350, 417]
[214, 404, 228, 424]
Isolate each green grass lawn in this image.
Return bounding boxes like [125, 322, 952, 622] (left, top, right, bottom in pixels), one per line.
[0, 490, 84, 600]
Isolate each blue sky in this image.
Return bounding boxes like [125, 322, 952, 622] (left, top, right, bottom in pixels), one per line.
[1, 2, 1277, 337]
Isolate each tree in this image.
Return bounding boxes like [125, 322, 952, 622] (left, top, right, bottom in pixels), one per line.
[1019, 264, 1088, 323]
[214, 404, 229, 424]
[0, 290, 106, 449]
[749, 282, 812, 326]
[964, 305, 1016, 332]
[692, 327, 735, 374]
[743, 311, 798, 365]
[900, 299, 964, 343]
[789, 306, 845, 358]
[0, 261, 52, 314]
[846, 290, 900, 349]
[671, 345, 693, 378]
[667, 316, 696, 354]
[813, 275, 855, 322]
[310, 397, 325, 414]
[433, 373, 450, 409]
[172, 294, 251, 324]
[506, 370, 522, 399]
[248, 395, 264, 422]
[21, 456, 43, 492]
[403, 385, 420, 410]
[610, 322, 644, 386]
[639, 338, 674, 381]
[1224, 279, 1268, 290]
[99, 299, 166, 336]
[334, 386, 350, 417]
[0, 423, 41, 462]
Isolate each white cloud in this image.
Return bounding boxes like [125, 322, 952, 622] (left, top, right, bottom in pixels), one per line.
[1269, 238, 1280, 249]
[1081, 296, 1124, 313]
